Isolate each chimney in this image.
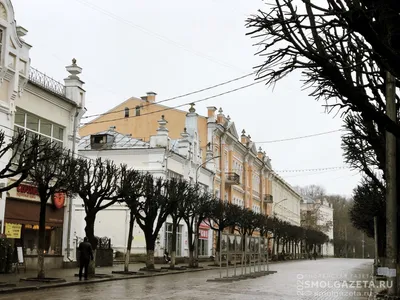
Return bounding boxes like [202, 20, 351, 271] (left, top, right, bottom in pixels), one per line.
[241, 130, 249, 145]
[178, 128, 190, 158]
[146, 92, 157, 102]
[207, 106, 217, 123]
[257, 147, 264, 159]
[150, 115, 169, 148]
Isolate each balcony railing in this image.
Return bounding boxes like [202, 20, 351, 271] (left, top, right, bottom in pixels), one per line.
[263, 194, 273, 203]
[225, 172, 240, 185]
[28, 67, 66, 97]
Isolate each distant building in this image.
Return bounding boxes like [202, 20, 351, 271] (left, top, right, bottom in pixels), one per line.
[73, 109, 215, 259]
[271, 175, 301, 226]
[300, 196, 334, 256]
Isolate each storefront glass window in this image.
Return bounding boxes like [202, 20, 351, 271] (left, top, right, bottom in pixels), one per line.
[198, 239, 208, 256]
[20, 224, 63, 256]
[164, 223, 182, 256]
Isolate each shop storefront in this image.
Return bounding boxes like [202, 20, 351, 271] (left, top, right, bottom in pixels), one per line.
[4, 182, 66, 269]
[198, 222, 210, 257]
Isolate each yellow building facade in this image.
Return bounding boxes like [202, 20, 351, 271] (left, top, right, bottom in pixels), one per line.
[79, 93, 274, 215]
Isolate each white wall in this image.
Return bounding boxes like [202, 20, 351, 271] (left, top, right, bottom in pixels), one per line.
[72, 146, 214, 259]
[272, 178, 301, 226]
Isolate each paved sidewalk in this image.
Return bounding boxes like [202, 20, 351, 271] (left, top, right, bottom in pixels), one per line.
[0, 258, 372, 299]
[0, 258, 323, 294]
[0, 262, 219, 294]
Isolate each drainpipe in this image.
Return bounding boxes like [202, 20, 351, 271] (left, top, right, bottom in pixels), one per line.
[66, 107, 80, 261]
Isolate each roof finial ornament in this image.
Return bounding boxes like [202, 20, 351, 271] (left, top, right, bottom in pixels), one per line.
[72, 58, 77, 65]
[218, 107, 223, 114]
[227, 115, 231, 120]
[258, 146, 262, 152]
[189, 103, 196, 113]
[241, 129, 246, 136]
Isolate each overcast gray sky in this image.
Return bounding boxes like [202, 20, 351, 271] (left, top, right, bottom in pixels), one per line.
[13, 0, 361, 197]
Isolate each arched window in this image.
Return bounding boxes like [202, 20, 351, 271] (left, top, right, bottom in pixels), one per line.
[135, 106, 140, 116]
[124, 107, 129, 118]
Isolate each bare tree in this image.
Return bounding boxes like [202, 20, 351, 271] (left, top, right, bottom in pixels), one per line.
[70, 158, 122, 275]
[28, 144, 76, 279]
[164, 178, 189, 269]
[0, 130, 47, 193]
[117, 168, 145, 274]
[296, 184, 326, 199]
[246, 0, 400, 138]
[132, 174, 174, 270]
[180, 185, 213, 268]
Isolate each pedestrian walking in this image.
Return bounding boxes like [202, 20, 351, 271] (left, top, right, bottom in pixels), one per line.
[78, 237, 94, 280]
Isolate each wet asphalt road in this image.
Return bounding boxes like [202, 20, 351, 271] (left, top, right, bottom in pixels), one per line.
[0, 258, 373, 300]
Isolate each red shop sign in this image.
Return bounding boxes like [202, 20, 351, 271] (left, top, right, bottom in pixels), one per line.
[199, 229, 208, 240]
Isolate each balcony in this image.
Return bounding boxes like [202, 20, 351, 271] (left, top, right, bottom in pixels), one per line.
[225, 172, 240, 185]
[29, 67, 66, 97]
[263, 194, 273, 203]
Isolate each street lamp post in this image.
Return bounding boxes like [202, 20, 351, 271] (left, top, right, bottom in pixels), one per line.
[194, 155, 220, 267]
[272, 198, 288, 217]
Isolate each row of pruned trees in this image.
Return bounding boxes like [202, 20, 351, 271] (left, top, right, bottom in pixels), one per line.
[0, 130, 329, 278]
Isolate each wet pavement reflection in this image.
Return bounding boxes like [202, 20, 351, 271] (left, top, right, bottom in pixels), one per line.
[0, 258, 373, 300]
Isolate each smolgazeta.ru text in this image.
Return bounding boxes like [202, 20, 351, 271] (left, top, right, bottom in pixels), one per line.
[297, 280, 392, 289]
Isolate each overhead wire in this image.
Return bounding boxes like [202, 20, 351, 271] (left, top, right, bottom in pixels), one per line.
[0, 122, 356, 174]
[80, 80, 263, 126]
[81, 72, 256, 120]
[253, 129, 343, 144]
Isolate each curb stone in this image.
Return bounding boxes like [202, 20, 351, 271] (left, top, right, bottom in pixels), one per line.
[0, 266, 219, 295]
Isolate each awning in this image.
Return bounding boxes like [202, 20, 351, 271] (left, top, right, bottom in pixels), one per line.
[5, 198, 64, 227]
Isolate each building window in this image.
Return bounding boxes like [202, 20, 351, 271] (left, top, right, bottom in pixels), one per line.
[124, 107, 129, 118]
[164, 223, 182, 256]
[135, 106, 140, 116]
[14, 108, 64, 147]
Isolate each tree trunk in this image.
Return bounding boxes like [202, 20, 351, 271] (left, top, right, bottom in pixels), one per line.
[170, 218, 178, 268]
[188, 226, 195, 267]
[214, 230, 221, 265]
[145, 232, 156, 269]
[276, 238, 280, 260]
[124, 211, 135, 272]
[84, 212, 97, 275]
[37, 200, 47, 279]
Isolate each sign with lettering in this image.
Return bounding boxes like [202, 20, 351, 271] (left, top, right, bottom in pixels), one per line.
[8, 181, 40, 202]
[199, 229, 208, 240]
[5, 223, 22, 239]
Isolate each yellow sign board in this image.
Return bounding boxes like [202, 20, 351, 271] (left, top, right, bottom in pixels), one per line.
[5, 223, 22, 239]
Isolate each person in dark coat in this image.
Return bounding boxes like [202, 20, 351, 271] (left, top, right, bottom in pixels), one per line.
[78, 237, 94, 280]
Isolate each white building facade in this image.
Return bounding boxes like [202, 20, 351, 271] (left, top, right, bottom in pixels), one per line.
[271, 175, 301, 226]
[72, 108, 215, 261]
[0, 0, 86, 269]
[301, 196, 334, 256]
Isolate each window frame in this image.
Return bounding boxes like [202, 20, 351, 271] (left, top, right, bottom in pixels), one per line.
[14, 109, 64, 146]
